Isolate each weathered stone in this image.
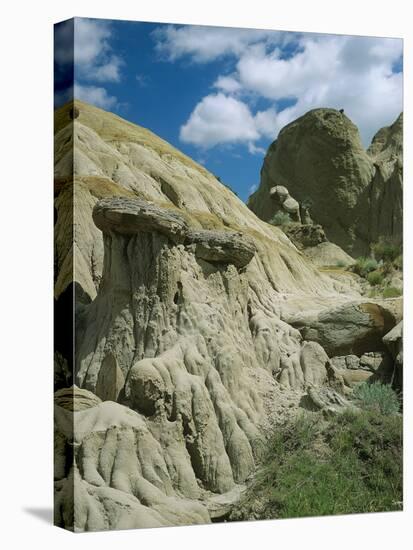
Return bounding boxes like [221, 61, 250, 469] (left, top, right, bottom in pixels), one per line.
[341, 369, 374, 387]
[345, 355, 360, 370]
[289, 301, 397, 356]
[359, 351, 391, 372]
[95, 352, 125, 402]
[185, 229, 256, 268]
[93, 197, 188, 243]
[285, 224, 326, 250]
[54, 99, 402, 531]
[302, 385, 356, 414]
[303, 241, 355, 267]
[249, 108, 402, 256]
[54, 386, 102, 411]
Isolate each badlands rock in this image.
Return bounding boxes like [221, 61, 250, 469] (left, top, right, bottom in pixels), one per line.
[284, 224, 326, 250]
[93, 197, 188, 243]
[185, 229, 256, 268]
[53, 101, 401, 530]
[303, 241, 356, 268]
[383, 321, 403, 389]
[54, 397, 210, 531]
[249, 109, 403, 256]
[286, 301, 397, 356]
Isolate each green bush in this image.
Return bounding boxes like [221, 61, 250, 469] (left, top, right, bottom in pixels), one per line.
[352, 382, 400, 415]
[269, 211, 291, 227]
[367, 270, 384, 286]
[382, 286, 402, 298]
[393, 254, 403, 270]
[352, 257, 378, 277]
[371, 237, 402, 263]
[336, 260, 347, 268]
[229, 410, 402, 521]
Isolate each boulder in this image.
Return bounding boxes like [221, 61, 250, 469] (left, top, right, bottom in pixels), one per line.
[285, 224, 326, 250]
[185, 229, 256, 268]
[301, 385, 356, 415]
[54, 386, 102, 411]
[93, 197, 188, 243]
[289, 301, 397, 356]
[249, 109, 402, 256]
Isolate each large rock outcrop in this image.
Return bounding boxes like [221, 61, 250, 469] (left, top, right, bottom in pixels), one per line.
[54, 101, 400, 531]
[248, 109, 403, 256]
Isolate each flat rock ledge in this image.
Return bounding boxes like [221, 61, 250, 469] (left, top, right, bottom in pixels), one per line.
[93, 197, 188, 243]
[93, 197, 256, 268]
[185, 229, 257, 268]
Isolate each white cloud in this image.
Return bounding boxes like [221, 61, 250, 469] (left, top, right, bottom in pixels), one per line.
[153, 25, 291, 63]
[74, 19, 122, 83]
[180, 92, 280, 149]
[180, 93, 260, 147]
[254, 107, 278, 139]
[213, 75, 242, 93]
[235, 35, 402, 144]
[74, 84, 117, 109]
[136, 74, 150, 87]
[178, 32, 402, 149]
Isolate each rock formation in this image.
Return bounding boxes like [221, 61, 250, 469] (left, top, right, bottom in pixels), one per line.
[54, 101, 402, 531]
[248, 109, 403, 256]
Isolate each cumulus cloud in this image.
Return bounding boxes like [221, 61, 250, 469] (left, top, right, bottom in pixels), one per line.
[234, 35, 402, 143]
[165, 26, 402, 150]
[74, 18, 123, 82]
[74, 83, 117, 109]
[180, 93, 259, 147]
[213, 75, 242, 94]
[153, 25, 290, 63]
[180, 93, 280, 150]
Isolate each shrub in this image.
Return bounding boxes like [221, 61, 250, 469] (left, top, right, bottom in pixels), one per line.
[336, 260, 347, 268]
[352, 257, 378, 277]
[269, 211, 291, 226]
[393, 254, 403, 270]
[382, 286, 402, 298]
[367, 270, 384, 286]
[229, 410, 402, 521]
[352, 382, 400, 415]
[371, 237, 402, 263]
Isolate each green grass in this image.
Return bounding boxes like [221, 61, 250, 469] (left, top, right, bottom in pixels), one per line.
[230, 409, 402, 521]
[269, 211, 292, 227]
[367, 270, 384, 286]
[382, 286, 402, 298]
[353, 382, 400, 415]
[352, 257, 378, 277]
[371, 237, 402, 263]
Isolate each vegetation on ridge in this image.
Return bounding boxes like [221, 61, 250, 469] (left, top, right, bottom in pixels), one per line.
[230, 389, 402, 521]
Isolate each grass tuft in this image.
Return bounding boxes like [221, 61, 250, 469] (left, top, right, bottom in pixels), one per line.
[230, 409, 402, 521]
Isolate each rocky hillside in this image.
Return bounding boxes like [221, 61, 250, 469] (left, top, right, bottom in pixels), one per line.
[54, 101, 402, 531]
[248, 109, 402, 257]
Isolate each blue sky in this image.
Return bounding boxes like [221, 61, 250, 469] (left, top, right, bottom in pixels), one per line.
[55, 18, 403, 201]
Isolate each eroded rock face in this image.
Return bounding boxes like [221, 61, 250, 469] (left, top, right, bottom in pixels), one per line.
[286, 301, 397, 356]
[54, 101, 400, 531]
[249, 109, 403, 256]
[93, 197, 188, 243]
[185, 229, 256, 268]
[54, 397, 210, 531]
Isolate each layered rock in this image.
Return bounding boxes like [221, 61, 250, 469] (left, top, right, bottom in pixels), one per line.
[248, 109, 403, 256]
[54, 101, 401, 531]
